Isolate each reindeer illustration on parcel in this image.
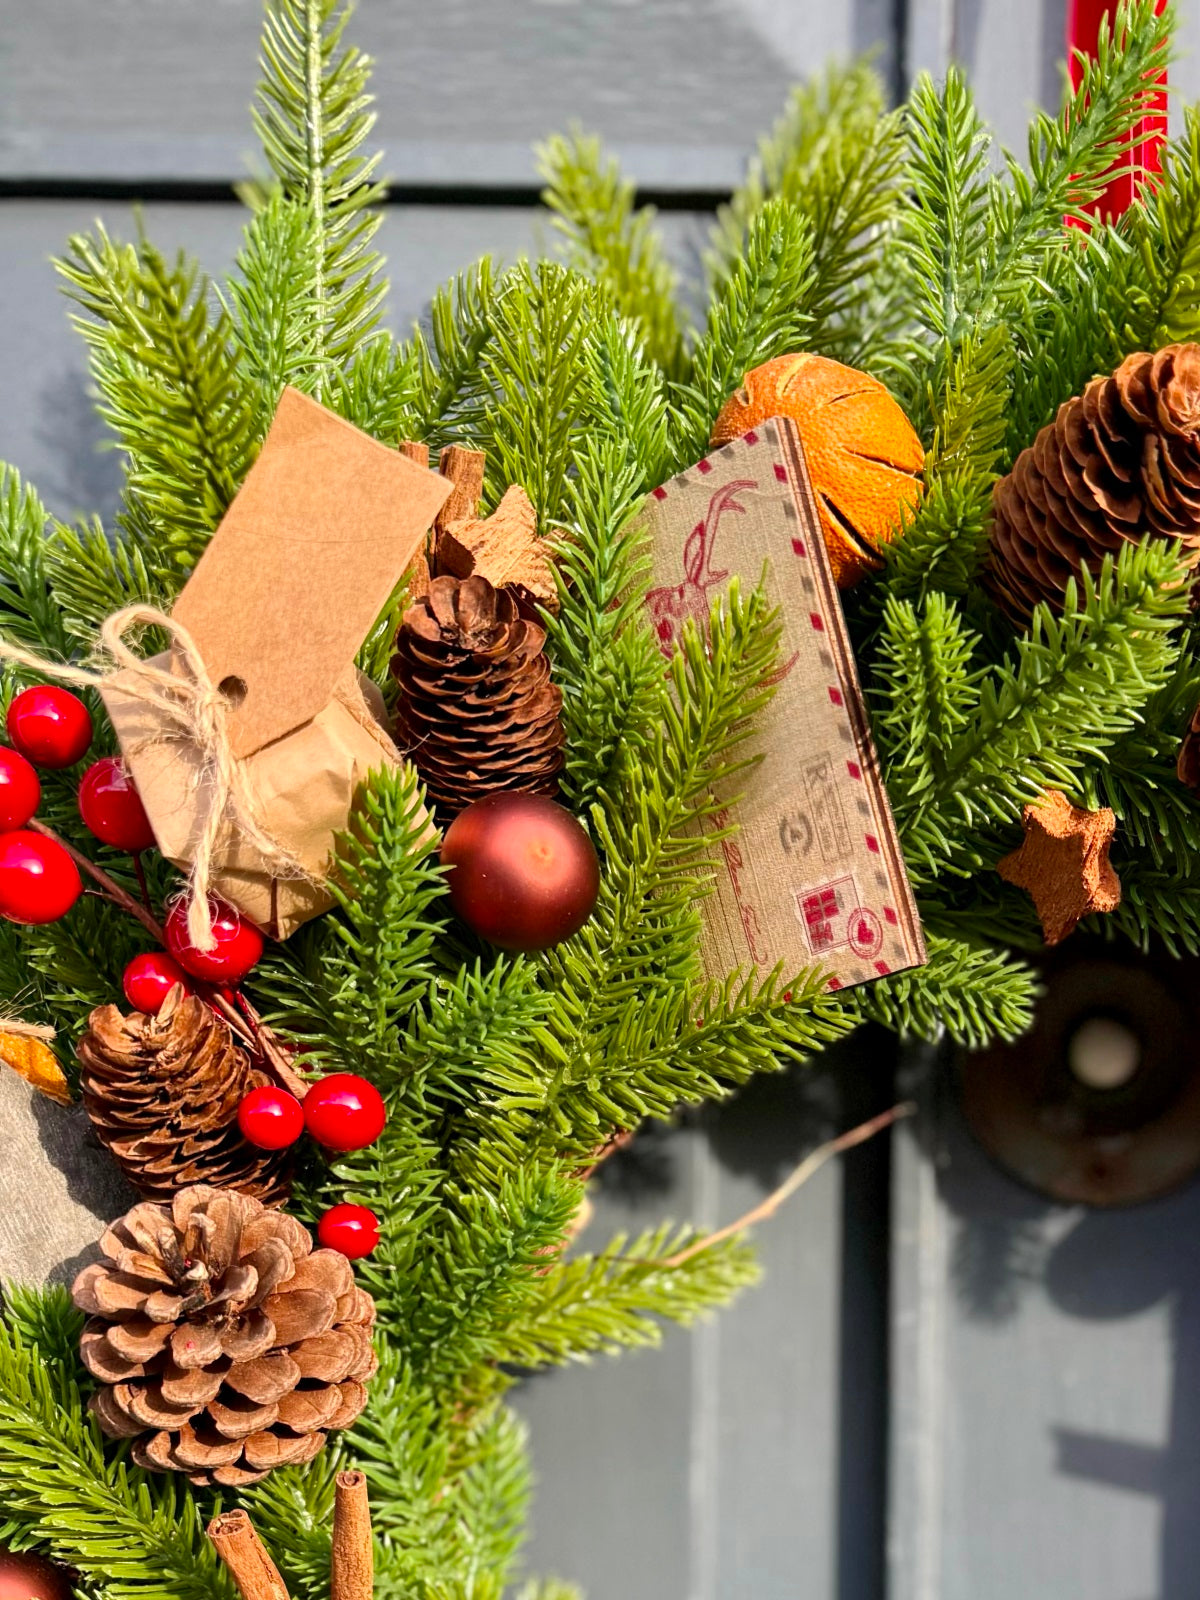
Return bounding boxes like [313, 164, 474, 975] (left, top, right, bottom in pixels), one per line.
[641, 418, 925, 990]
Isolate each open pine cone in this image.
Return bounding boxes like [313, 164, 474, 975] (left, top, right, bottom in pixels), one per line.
[392, 573, 565, 820]
[78, 987, 291, 1205]
[988, 344, 1200, 622]
[73, 1185, 376, 1488]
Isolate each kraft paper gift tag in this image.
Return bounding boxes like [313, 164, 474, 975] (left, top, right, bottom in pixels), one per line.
[641, 417, 925, 991]
[102, 386, 452, 938]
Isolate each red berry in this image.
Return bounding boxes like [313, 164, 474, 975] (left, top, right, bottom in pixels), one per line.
[303, 1073, 386, 1152]
[0, 829, 82, 924]
[7, 686, 92, 769]
[317, 1203, 380, 1259]
[0, 748, 40, 830]
[165, 896, 264, 984]
[123, 950, 192, 1014]
[441, 794, 600, 952]
[78, 757, 156, 852]
[238, 1085, 304, 1150]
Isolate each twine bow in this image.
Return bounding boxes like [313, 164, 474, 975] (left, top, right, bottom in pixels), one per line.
[0, 606, 308, 950]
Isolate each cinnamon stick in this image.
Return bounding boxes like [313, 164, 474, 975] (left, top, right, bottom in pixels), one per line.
[436, 445, 485, 533]
[208, 1510, 291, 1600]
[397, 440, 429, 468]
[331, 1470, 374, 1600]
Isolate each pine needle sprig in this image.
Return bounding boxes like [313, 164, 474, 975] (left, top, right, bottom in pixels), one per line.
[673, 199, 816, 461]
[493, 1225, 761, 1367]
[894, 543, 1188, 880]
[476, 262, 597, 526]
[537, 129, 686, 378]
[252, 0, 386, 390]
[0, 1305, 233, 1600]
[985, 0, 1173, 303]
[853, 933, 1037, 1047]
[410, 258, 500, 442]
[0, 469, 71, 658]
[709, 60, 906, 360]
[56, 225, 258, 584]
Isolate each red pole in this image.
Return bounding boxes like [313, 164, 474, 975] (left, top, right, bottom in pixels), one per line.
[1066, 0, 1167, 221]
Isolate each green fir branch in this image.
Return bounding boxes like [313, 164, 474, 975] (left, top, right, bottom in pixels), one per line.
[674, 199, 815, 461]
[538, 130, 686, 376]
[252, 0, 386, 389]
[56, 224, 258, 583]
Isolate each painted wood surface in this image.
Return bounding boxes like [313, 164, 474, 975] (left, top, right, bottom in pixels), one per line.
[0, 0, 897, 190]
[889, 1046, 1200, 1600]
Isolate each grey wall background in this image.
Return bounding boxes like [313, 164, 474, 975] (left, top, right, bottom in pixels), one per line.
[3, 3, 1200, 1598]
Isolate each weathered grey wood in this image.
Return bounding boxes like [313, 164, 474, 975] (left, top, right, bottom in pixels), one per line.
[514, 1038, 894, 1600]
[889, 1045, 1200, 1600]
[0, 0, 897, 190]
[0, 1068, 135, 1286]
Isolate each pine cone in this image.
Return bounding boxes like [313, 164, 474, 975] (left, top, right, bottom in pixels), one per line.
[392, 573, 565, 820]
[73, 1185, 376, 1488]
[78, 987, 290, 1205]
[988, 344, 1200, 622]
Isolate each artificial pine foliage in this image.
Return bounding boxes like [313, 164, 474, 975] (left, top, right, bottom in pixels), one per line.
[2, 0, 1199, 1594]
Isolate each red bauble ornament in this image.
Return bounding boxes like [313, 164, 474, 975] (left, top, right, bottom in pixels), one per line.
[6, 686, 92, 769]
[238, 1085, 304, 1150]
[77, 757, 155, 852]
[317, 1203, 380, 1259]
[122, 951, 192, 1014]
[164, 896, 264, 984]
[0, 1550, 73, 1600]
[440, 793, 600, 952]
[303, 1073, 386, 1152]
[0, 830, 82, 924]
[0, 748, 40, 831]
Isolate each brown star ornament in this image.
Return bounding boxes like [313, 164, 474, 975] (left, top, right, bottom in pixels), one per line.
[997, 790, 1121, 945]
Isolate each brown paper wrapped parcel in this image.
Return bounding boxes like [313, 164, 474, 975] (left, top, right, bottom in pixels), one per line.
[102, 387, 452, 938]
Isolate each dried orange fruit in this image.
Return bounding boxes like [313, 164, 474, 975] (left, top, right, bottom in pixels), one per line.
[0, 1026, 71, 1104]
[711, 353, 924, 587]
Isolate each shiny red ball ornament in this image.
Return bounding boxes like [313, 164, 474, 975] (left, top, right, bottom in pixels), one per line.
[77, 757, 155, 852]
[6, 686, 92, 769]
[0, 830, 82, 925]
[238, 1085, 304, 1150]
[164, 895, 264, 984]
[0, 1550, 73, 1600]
[317, 1203, 380, 1259]
[440, 793, 600, 952]
[0, 748, 40, 831]
[122, 950, 192, 1014]
[303, 1073, 386, 1152]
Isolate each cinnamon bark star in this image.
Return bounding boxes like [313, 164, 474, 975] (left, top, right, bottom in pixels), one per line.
[997, 789, 1122, 945]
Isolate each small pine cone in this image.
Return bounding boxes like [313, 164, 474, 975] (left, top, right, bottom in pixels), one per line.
[392, 573, 565, 820]
[74, 1184, 377, 1488]
[78, 986, 290, 1205]
[988, 344, 1200, 623]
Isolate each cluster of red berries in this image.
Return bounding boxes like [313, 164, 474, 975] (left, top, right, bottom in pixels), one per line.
[123, 937, 384, 1260]
[6, 682, 383, 1260]
[0, 684, 156, 925]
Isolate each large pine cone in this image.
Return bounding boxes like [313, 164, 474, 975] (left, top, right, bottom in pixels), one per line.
[78, 987, 290, 1205]
[73, 1185, 376, 1487]
[392, 573, 565, 820]
[988, 344, 1200, 622]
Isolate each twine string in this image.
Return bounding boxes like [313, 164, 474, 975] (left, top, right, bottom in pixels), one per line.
[0, 606, 308, 949]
